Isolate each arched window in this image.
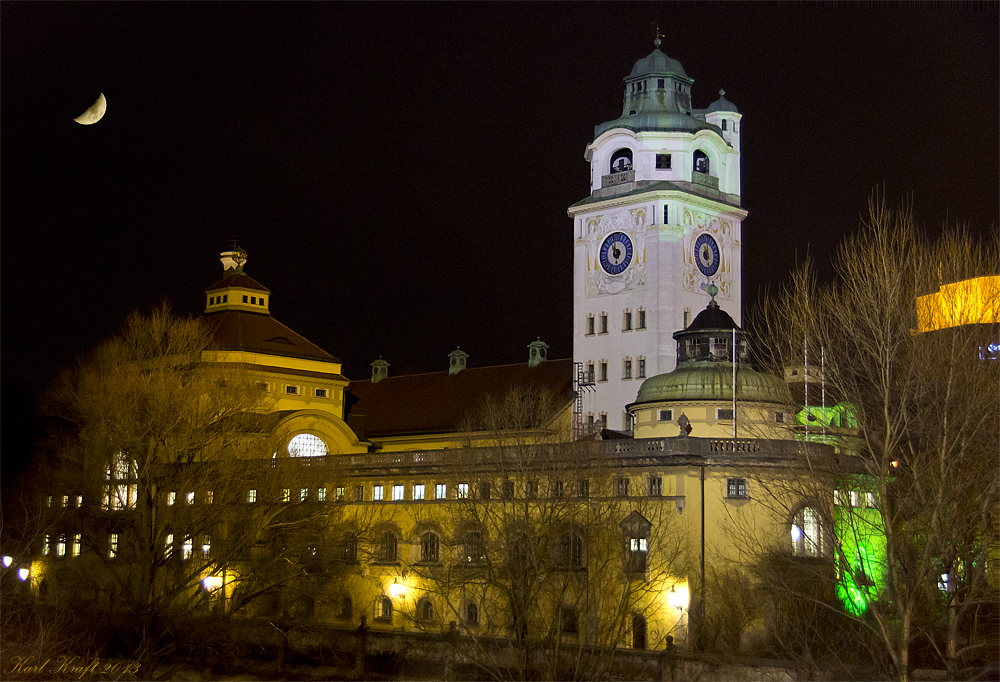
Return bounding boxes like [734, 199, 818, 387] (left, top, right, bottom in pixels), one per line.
[288, 433, 328, 457]
[693, 150, 710, 174]
[421, 532, 439, 562]
[791, 507, 825, 557]
[418, 598, 434, 621]
[338, 596, 353, 619]
[379, 532, 397, 563]
[632, 614, 647, 649]
[609, 148, 633, 173]
[376, 596, 392, 622]
[464, 531, 485, 564]
[557, 533, 584, 570]
[466, 602, 479, 626]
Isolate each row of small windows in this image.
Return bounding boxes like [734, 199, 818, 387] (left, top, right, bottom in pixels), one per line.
[274, 385, 329, 399]
[584, 357, 646, 383]
[42, 532, 210, 561]
[374, 596, 479, 628]
[835, 489, 878, 509]
[625, 79, 688, 94]
[207, 294, 266, 307]
[586, 309, 646, 335]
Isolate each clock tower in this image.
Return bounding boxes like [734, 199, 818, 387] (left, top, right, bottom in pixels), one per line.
[569, 39, 747, 432]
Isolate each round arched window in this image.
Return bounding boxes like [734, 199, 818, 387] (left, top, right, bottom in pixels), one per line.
[288, 433, 328, 457]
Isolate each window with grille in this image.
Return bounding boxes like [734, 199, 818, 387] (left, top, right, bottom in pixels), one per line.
[727, 478, 748, 498]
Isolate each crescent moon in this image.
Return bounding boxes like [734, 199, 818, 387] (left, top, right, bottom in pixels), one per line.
[74, 93, 107, 125]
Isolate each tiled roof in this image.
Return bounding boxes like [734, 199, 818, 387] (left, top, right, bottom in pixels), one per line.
[346, 358, 575, 438]
[206, 270, 270, 292]
[202, 310, 340, 364]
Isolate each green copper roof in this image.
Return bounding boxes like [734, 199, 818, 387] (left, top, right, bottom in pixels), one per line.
[632, 361, 790, 404]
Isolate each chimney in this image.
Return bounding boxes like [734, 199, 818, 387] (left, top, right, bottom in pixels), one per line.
[527, 337, 548, 367]
[448, 347, 468, 375]
[371, 358, 389, 383]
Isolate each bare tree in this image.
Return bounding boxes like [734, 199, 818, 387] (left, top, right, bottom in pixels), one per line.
[750, 194, 1000, 681]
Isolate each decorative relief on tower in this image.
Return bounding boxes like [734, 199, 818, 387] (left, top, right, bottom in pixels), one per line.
[584, 208, 648, 298]
[680, 209, 734, 300]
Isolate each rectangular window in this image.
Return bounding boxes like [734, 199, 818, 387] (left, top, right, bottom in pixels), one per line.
[353, 485, 364, 502]
[250, 296, 256, 305]
[600, 314, 608, 334]
[205, 490, 213, 504]
[624, 311, 632, 331]
[586, 362, 595, 383]
[578, 479, 589, 498]
[502, 480, 515, 499]
[182, 537, 193, 560]
[638, 358, 646, 378]
[165, 533, 174, 557]
[600, 361, 608, 382]
[659, 409, 673, 421]
[834, 489, 845, 507]
[43, 534, 50, 555]
[336, 486, 346, 501]
[638, 309, 646, 329]
[526, 481, 539, 498]
[299, 488, 308, 502]
[247, 489, 257, 503]
[435, 483, 447, 500]
[850, 490, 862, 508]
[775, 412, 786, 423]
[649, 477, 662, 496]
[478, 481, 490, 500]
[413, 484, 425, 500]
[656, 153, 671, 169]
[554, 481, 565, 497]
[587, 315, 595, 336]
[392, 484, 405, 501]
[587, 414, 595, 428]
[315, 388, 328, 398]
[317, 487, 327, 502]
[727, 478, 748, 498]
[657, 78, 665, 89]
[628, 537, 648, 573]
[663, 204, 669, 224]
[167, 491, 176, 506]
[717, 408, 734, 420]
[457, 483, 469, 499]
[600, 413, 608, 427]
[373, 485, 384, 501]
[285, 385, 299, 395]
[243, 295, 248, 303]
[109, 534, 118, 559]
[202, 535, 211, 557]
[722, 119, 727, 130]
[62, 495, 69, 507]
[684, 308, 691, 328]
[624, 359, 632, 379]
[616, 478, 630, 497]
[282, 489, 291, 503]
[72, 534, 81, 557]
[865, 492, 877, 508]
[75, 495, 83, 507]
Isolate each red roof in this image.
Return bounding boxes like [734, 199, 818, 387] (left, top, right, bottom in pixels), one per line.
[202, 310, 341, 364]
[345, 358, 575, 438]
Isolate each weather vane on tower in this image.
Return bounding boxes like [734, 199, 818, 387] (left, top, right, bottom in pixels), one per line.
[650, 21, 665, 48]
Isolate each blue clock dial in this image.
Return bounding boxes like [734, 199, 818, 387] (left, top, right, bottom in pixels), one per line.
[599, 232, 633, 275]
[694, 233, 721, 277]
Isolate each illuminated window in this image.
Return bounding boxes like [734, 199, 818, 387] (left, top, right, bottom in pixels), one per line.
[182, 538, 193, 560]
[392, 485, 404, 501]
[299, 488, 308, 502]
[282, 489, 291, 503]
[288, 433, 327, 457]
[850, 490, 862, 508]
[47, 496, 53, 507]
[373, 485, 384, 501]
[791, 507, 824, 557]
[413, 484, 425, 500]
[167, 491, 176, 506]
[109, 534, 118, 558]
[205, 490, 213, 504]
[421, 532, 439, 562]
[435, 484, 446, 500]
[72, 534, 81, 557]
[165, 533, 174, 557]
[600, 314, 608, 334]
[317, 487, 326, 502]
[75, 495, 82, 507]
[62, 495, 69, 507]
[247, 489, 257, 503]
[336, 486, 346, 501]
[834, 489, 845, 507]
[628, 537, 648, 572]
[865, 492, 877, 508]
[56, 535, 66, 557]
[457, 483, 469, 499]
[201, 535, 211, 558]
[105, 452, 137, 511]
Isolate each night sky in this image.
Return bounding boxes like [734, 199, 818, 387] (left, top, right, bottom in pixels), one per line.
[2, 4, 997, 475]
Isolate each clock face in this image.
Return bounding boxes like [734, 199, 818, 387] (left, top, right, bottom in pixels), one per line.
[599, 232, 633, 275]
[694, 233, 721, 277]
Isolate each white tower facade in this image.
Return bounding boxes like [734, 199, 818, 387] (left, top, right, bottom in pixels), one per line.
[569, 40, 747, 432]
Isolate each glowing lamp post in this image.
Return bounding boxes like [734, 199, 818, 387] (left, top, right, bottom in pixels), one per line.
[17, 568, 30, 582]
[389, 579, 406, 599]
[2, 555, 12, 568]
